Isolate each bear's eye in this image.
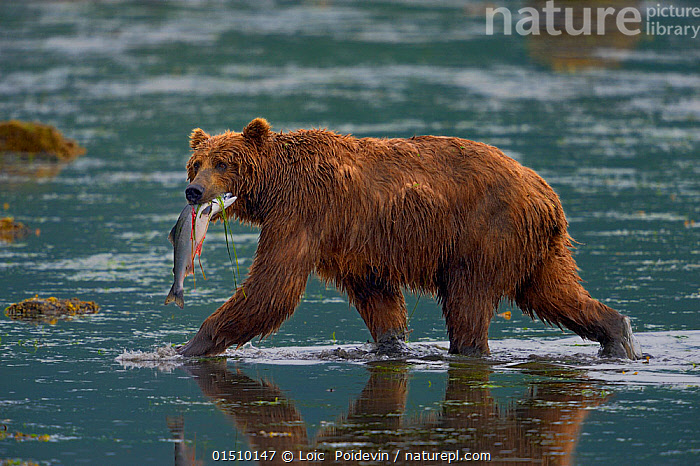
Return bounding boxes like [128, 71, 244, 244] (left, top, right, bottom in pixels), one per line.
[216, 162, 227, 171]
[192, 161, 201, 172]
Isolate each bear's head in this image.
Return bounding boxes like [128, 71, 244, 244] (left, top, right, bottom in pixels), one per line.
[185, 118, 271, 209]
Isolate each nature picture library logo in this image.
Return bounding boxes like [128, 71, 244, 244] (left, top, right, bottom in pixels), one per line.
[486, 1, 700, 38]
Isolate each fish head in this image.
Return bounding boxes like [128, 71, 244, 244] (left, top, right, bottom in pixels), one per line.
[185, 119, 271, 206]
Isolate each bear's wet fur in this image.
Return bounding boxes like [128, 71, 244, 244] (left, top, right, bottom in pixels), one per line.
[177, 118, 641, 360]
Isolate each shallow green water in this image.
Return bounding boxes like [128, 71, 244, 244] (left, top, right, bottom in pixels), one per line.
[0, 1, 698, 464]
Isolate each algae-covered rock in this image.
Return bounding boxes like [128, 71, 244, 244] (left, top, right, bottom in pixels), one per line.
[0, 120, 86, 161]
[5, 296, 99, 322]
[0, 216, 31, 242]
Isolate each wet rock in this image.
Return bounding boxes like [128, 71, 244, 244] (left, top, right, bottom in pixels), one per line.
[0, 120, 85, 161]
[0, 120, 86, 177]
[5, 296, 99, 322]
[0, 217, 31, 242]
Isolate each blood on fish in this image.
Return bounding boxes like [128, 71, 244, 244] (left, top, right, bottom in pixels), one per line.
[191, 205, 207, 284]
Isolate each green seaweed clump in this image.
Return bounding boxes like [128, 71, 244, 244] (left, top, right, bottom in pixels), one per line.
[0, 458, 41, 466]
[0, 217, 31, 242]
[0, 120, 85, 161]
[5, 296, 99, 323]
[0, 429, 51, 442]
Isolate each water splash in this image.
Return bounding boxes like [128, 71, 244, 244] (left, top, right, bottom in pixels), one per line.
[114, 332, 700, 387]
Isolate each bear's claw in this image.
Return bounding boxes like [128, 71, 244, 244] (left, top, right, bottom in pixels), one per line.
[177, 332, 225, 357]
[175, 339, 202, 357]
[598, 315, 642, 360]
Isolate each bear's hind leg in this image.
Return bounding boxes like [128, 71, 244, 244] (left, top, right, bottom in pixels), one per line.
[343, 274, 408, 354]
[515, 243, 642, 360]
[438, 265, 499, 357]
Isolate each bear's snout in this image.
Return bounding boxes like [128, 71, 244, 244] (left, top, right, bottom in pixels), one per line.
[185, 183, 205, 204]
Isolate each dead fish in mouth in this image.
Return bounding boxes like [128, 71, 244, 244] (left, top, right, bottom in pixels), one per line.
[164, 193, 237, 308]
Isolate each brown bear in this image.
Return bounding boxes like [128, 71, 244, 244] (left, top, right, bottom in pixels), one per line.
[177, 118, 642, 360]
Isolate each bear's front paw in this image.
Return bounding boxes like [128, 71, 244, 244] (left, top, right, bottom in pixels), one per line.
[176, 331, 226, 357]
[375, 330, 410, 356]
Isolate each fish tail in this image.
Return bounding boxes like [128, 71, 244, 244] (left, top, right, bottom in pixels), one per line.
[164, 284, 185, 309]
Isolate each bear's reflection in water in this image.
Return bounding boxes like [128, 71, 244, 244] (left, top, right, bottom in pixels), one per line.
[170, 360, 608, 465]
[524, 0, 643, 72]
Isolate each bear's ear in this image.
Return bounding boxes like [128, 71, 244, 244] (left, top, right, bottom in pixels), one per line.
[190, 128, 210, 150]
[242, 118, 271, 146]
